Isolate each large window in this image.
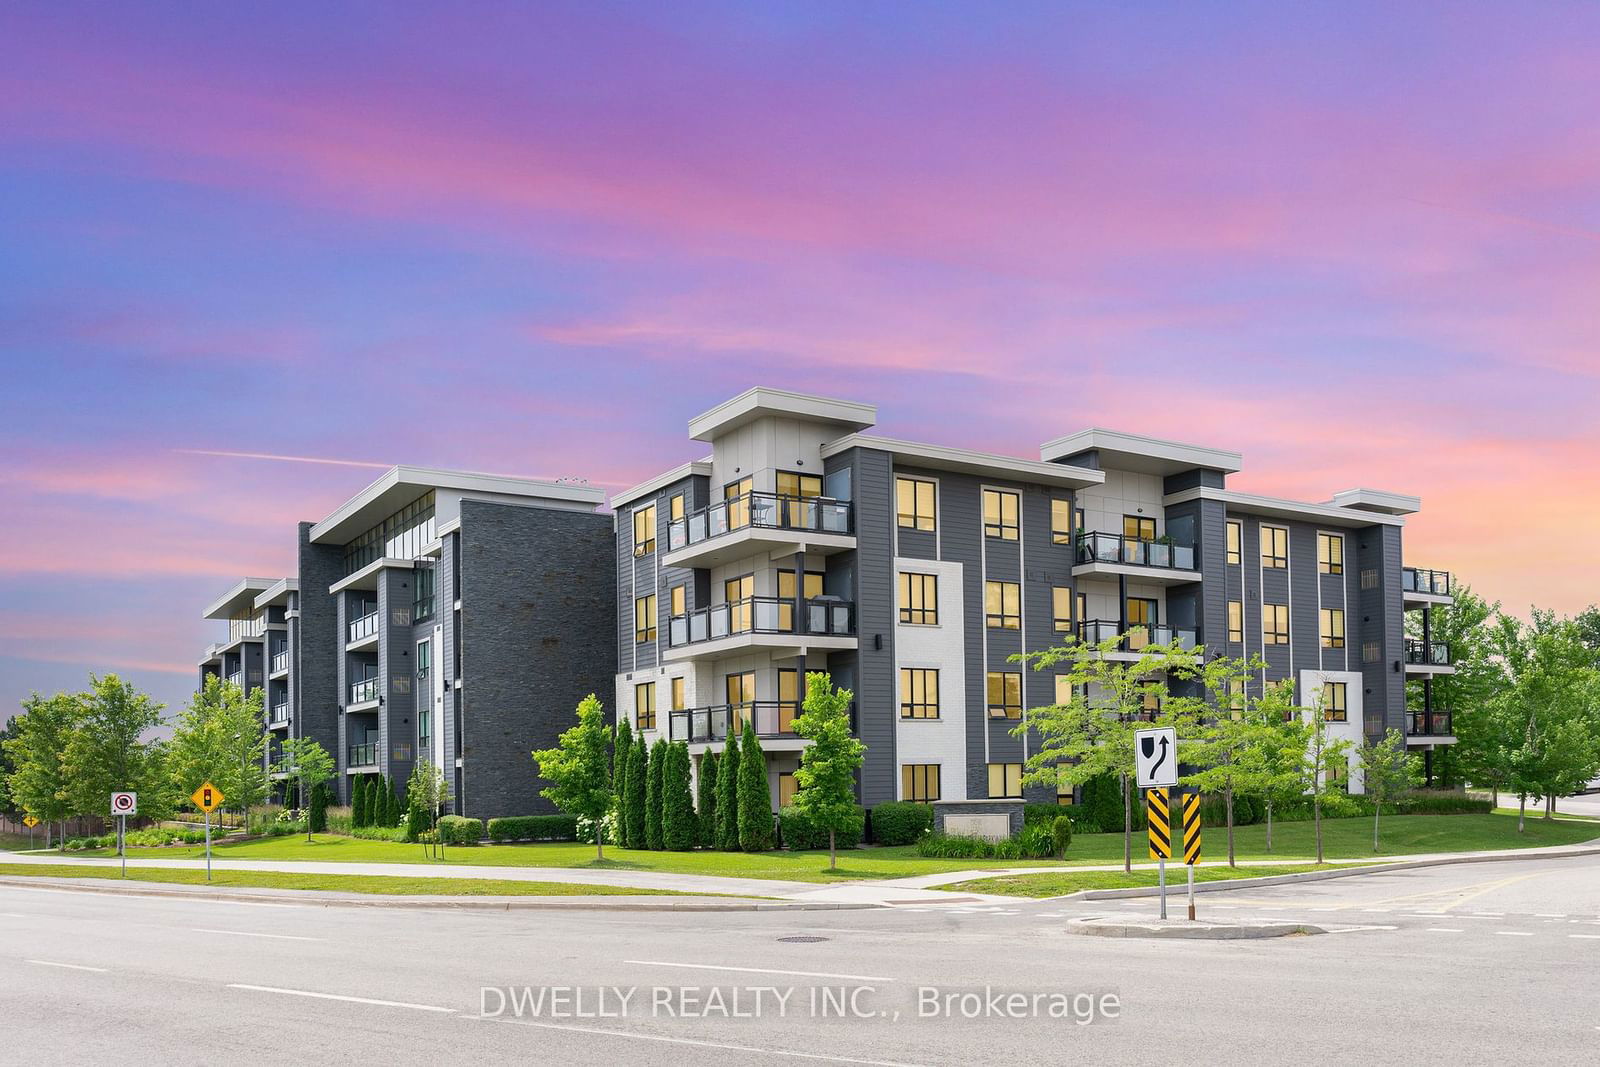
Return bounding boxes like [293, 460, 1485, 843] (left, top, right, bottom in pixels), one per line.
[778, 772, 798, 808]
[1123, 515, 1157, 542]
[896, 477, 936, 532]
[1057, 768, 1074, 805]
[1226, 520, 1242, 566]
[1261, 526, 1289, 569]
[1228, 600, 1244, 643]
[724, 575, 753, 632]
[1320, 608, 1346, 649]
[985, 580, 1021, 629]
[632, 504, 657, 557]
[1052, 587, 1073, 633]
[777, 569, 823, 630]
[726, 671, 755, 733]
[1051, 500, 1073, 545]
[982, 489, 1020, 540]
[724, 477, 753, 530]
[1263, 603, 1290, 645]
[899, 572, 939, 625]
[634, 595, 656, 643]
[987, 762, 1023, 799]
[670, 493, 685, 522]
[413, 563, 436, 622]
[777, 471, 823, 527]
[669, 585, 686, 618]
[342, 491, 436, 575]
[670, 676, 686, 711]
[777, 669, 799, 733]
[1055, 674, 1074, 705]
[899, 668, 939, 719]
[987, 671, 1022, 719]
[635, 682, 656, 730]
[1126, 597, 1156, 649]
[1318, 533, 1344, 575]
[902, 763, 941, 803]
[1322, 681, 1348, 722]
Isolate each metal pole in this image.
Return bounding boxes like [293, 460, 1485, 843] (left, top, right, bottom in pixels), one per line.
[1158, 857, 1167, 920]
[205, 809, 212, 882]
[119, 815, 126, 879]
[1187, 863, 1196, 921]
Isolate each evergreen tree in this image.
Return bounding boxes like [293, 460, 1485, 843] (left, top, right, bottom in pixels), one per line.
[737, 722, 773, 852]
[386, 776, 402, 826]
[309, 782, 329, 833]
[716, 735, 741, 850]
[645, 738, 667, 850]
[662, 742, 696, 851]
[696, 751, 718, 847]
[352, 774, 367, 826]
[626, 734, 647, 848]
[614, 717, 634, 848]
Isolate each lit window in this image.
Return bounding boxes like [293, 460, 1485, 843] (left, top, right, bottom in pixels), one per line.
[635, 682, 656, 730]
[670, 677, 685, 711]
[1051, 500, 1073, 545]
[1055, 675, 1074, 705]
[1226, 520, 1242, 565]
[1228, 600, 1243, 643]
[1052, 587, 1073, 633]
[1320, 608, 1345, 649]
[899, 572, 939, 625]
[1056, 768, 1074, 805]
[1318, 533, 1344, 575]
[1263, 603, 1289, 645]
[1123, 515, 1156, 542]
[987, 762, 1023, 799]
[778, 772, 798, 808]
[632, 504, 656, 557]
[902, 764, 940, 803]
[899, 668, 939, 719]
[669, 585, 686, 618]
[670, 494, 685, 522]
[777, 471, 823, 527]
[985, 580, 1021, 629]
[634, 595, 656, 643]
[1322, 681, 1348, 722]
[1261, 526, 1288, 568]
[896, 477, 936, 532]
[982, 489, 1020, 540]
[724, 477, 753, 529]
[986, 672, 1022, 719]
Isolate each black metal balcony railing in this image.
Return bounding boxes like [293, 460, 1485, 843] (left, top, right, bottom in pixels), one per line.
[667, 492, 852, 552]
[667, 701, 858, 744]
[668, 597, 856, 648]
[1404, 639, 1452, 666]
[271, 649, 290, 674]
[1078, 619, 1199, 652]
[1402, 567, 1452, 596]
[1075, 532, 1197, 572]
[348, 610, 379, 644]
[269, 701, 290, 725]
[349, 677, 381, 705]
[1408, 710, 1454, 736]
[348, 743, 377, 767]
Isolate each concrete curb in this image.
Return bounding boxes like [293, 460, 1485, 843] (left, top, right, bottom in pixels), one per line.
[1063, 916, 1325, 940]
[0, 876, 879, 913]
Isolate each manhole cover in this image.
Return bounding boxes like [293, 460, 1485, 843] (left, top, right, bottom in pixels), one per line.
[777, 936, 830, 943]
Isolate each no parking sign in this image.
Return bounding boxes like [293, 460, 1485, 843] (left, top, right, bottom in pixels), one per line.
[110, 792, 138, 817]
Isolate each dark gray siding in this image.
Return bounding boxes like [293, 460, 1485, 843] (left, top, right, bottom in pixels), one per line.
[843, 447, 898, 807]
[1355, 524, 1406, 738]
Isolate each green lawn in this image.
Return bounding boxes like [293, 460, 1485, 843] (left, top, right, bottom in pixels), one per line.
[43, 812, 1600, 883]
[942, 864, 1348, 898]
[0, 862, 711, 897]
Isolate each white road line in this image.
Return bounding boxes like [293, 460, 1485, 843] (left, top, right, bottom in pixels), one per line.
[1536, 913, 1567, 918]
[624, 960, 896, 983]
[227, 984, 456, 1013]
[472, 1016, 930, 1067]
[1327, 925, 1397, 934]
[26, 960, 108, 973]
[192, 928, 321, 942]
[1405, 912, 1450, 918]
[1360, 909, 1391, 913]
[1569, 934, 1600, 940]
[0, 913, 29, 919]
[1425, 928, 1464, 933]
[1494, 931, 1533, 937]
[1469, 912, 1504, 917]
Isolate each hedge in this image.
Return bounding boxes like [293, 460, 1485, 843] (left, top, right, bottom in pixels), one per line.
[778, 805, 865, 851]
[436, 815, 483, 846]
[487, 814, 580, 843]
[915, 827, 1056, 861]
[868, 801, 934, 845]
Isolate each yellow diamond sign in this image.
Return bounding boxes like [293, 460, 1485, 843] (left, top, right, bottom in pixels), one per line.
[22, 815, 39, 828]
[191, 782, 225, 814]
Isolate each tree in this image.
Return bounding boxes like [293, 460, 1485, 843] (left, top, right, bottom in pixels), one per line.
[737, 721, 773, 852]
[1165, 653, 1271, 868]
[273, 738, 334, 842]
[63, 674, 172, 831]
[1417, 585, 1505, 791]
[407, 761, 450, 858]
[645, 738, 666, 850]
[530, 694, 614, 861]
[308, 782, 330, 833]
[614, 717, 634, 848]
[696, 751, 718, 847]
[662, 742, 696, 851]
[1498, 614, 1600, 828]
[625, 733, 646, 849]
[1231, 687, 1308, 852]
[1018, 632, 1200, 873]
[0, 716, 20, 820]
[3, 692, 83, 849]
[791, 672, 865, 870]
[167, 676, 269, 818]
[1359, 729, 1422, 851]
[716, 734, 741, 850]
[1298, 690, 1352, 864]
[352, 772, 368, 826]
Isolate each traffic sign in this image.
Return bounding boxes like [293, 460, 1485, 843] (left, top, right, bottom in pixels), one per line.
[191, 782, 225, 813]
[1135, 727, 1177, 788]
[1146, 787, 1172, 860]
[22, 815, 39, 828]
[110, 792, 138, 816]
[1182, 792, 1202, 865]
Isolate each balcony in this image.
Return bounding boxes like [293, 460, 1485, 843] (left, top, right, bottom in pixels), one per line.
[1073, 532, 1200, 585]
[226, 671, 243, 688]
[664, 597, 856, 662]
[1077, 619, 1199, 659]
[1403, 567, 1453, 607]
[1407, 710, 1455, 740]
[1404, 639, 1454, 673]
[667, 701, 858, 745]
[348, 743, 378, 769]
[269, 701, 290, 727]
[270, 649, 290, 675]
[663, 492, 854, 570]
[349, 677, 381, 706]
[347, 610, 379, 647]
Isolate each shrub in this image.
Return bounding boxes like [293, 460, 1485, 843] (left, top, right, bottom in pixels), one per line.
[696, 751, 718, 847]
[645, 738, 667, 850]
[779, 805, 865, 851]
[246, 805, 284, 836]
[736, 723, 774, 852]
[662, 743, 697, 851]
[1080, 774, 1124, 832]
[869, 801, 934, 846]
[436, 815, 483, 846]
[578, 811, 617, 846]
[1396, 790, 1492, 816]
[325, 805, 353, 835]
[1015, 823, 1057, 859]
[486, 814, 580, 843]
[1052, 815, 1073, 857]
[1023, 804, 1066, 827]
[626, 734, 647, 850]
[264, 819, 308, 837]
[915, 832, 994, 859]
[1068, 814, 1102, 835]
[350, 824, 405, 842]
[309, 782, 330, 833]
[351, 778, 367, 827]
[716, 737, 741, 851]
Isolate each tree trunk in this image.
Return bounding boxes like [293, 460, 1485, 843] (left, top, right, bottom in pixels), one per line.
[597, 831, 604, 862]
[1517, 796, 1525, 833]
[829, 828, 837, 871]
[1225, 783, 1236, 868]
[1492, 785, 1499, 809]
[1373, 803, 1380, 852]
[1265, 798, 1273, 852]
[1544, 794, 1554, 821]
[1121, 772, 1131, 875]
[1314, 793, 1324, 864]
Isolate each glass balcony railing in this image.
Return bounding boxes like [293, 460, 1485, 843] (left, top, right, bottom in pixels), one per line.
[226, 671, 243, 687]
[347, 610, 379, 644]
[1404, 639, 1451, 667]
[1407, 710, 1453, 736]
[1075, 532, 1197, 571]
[667, 597, 856, 648]
[271, 649, 290, 674]
[1077, 619, 1199, 652]
[1402, 567, 1452, 596]
[348, 743, 377, 767]
[666, 492, 852, 552]
[667, 701, 857, 744]
[349, 677, 381, 705]
[269, 701, 289, 725]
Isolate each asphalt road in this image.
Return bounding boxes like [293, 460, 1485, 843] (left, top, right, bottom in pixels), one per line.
[3, 854, 1598, 1066]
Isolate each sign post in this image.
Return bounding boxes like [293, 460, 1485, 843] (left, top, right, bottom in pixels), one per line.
[1135, 728, 1179, 922]
[1182, 791, 1203, 921]
[190, 782, 225, 882]
[1146, 787, 1172, 919]
[23, 814, 38, 849]
[110, 792, 137, 879]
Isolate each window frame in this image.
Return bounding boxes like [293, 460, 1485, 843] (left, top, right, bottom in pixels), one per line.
[778, 771, 798, 808]
[898, 571, 939, 626]
[895, 476, 937, 532]
[1318, 532, 1344, 575]
[634, 594, 657, 643]
[669, 493, 686, 523]
[670, 676, 686, 711]
[986, 671, 1023, 719]
[1228, 600, 1244, 643]
[1052, 586, 1073, 633]
[1260, 525, 1289, 569]
[1320, 607, 1346, 649]
[1123, 514, 1157, 542]
[635, 681, 657, 730]
[982, 488, 1020, 541]
[1051, 499, 1073, 546]
[984, 579, 1021, 630]
[632, 503, 657, 557]
[669, 584, 686, 618]
[987, 762, 1023, 799]
[1225, 520, 1242, 565]
[902, 763, 941, 803]
[1263, 602, 1290, 645]
[899, 667, 940, 719]
[1322, 681, 1348, 722]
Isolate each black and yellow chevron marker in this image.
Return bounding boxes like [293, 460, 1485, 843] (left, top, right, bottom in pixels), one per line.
[1182, 791, 1202, 866]
[1145, 787, 1171, 860]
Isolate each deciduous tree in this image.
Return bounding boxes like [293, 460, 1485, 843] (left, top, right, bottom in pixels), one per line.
[530, 694, 614, 860]
[791, 672, 864, 870]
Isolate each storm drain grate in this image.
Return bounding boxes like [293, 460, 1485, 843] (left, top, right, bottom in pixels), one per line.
[777, 936, 830, 943]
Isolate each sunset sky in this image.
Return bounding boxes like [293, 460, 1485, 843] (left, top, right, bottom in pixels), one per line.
[3, 3, 1597, 720]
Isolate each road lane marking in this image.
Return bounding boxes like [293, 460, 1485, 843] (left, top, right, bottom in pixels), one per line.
[1326, 925, 1397, 933]
[26, 960, 108, 972]
[1494, 931, 1533, 937]
[1536, 914, 1567, 918]
[0, 913, 29, 919]
[624, 960, 896, 983]
[471, 1015, 930, 1067]
[1569, 934, 1600, 940]
[192, 928, 322, 942]
[1468, 912, 1504, 917]
[227, 984, 455, 1013]
[1426, 928, 1464, 933]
